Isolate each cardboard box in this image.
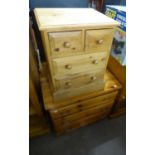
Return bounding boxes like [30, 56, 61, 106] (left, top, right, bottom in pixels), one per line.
[105, 5, 126, 66]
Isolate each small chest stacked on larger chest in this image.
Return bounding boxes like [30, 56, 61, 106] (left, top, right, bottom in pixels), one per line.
[34, 8, 118, 101]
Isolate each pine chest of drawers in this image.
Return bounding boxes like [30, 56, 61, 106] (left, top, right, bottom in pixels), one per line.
[40, 63, 121, 135]
[34, 8, 118, 101]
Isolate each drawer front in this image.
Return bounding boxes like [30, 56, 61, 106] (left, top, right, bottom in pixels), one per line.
[51, 91, 117, 119]
[85, 29, 114, 52]
[63, 107, 111, 129]
[61, 102, 112, 122]
[51, 52, 107, 78]
[53, 109, 109, 134]
[63, 110, 110, 132]
[54, 70, 104, 91]
[53, 102, 112, 131]
[53, 79, 104, 102]
[48, 31, 84, 58]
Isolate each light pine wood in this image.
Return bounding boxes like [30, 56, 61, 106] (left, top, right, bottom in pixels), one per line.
[34, 8, 119, 31]
[63, 111, 110, 132]
[52, 102, 113, 128]
[107, 55, 126, 117]
[40, 63, 121, 135]
[51, 52, 107, 79]
[29, 35, 40, 93]
[34, 8, 121, 135]
[48, 30, 84, 58]
[54, 69, 104, 91]
[51, 94, 117, 120]
[85, 29, 114, 52]
[53, 79, 104, 101]
[40, 63, 121, 110]
[52, 107, 111, 135]
[34, 8, 119, 101]
[29, 24, 50, 138]
[29, 31, 42, 116]
[54, 101, 113, 123]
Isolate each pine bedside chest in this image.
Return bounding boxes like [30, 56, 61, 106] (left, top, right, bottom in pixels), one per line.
[34, 8, 119, 101]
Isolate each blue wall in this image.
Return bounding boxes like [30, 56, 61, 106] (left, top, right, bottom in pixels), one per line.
[30, 0, 126, 9]
[105, 0, 126, 6]
[30, 0, 88, 9]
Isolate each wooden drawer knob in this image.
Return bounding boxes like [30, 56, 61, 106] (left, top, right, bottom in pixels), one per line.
[101, 58, 105, 61]
[91, 76, 96, 81]
[54, 48, 59, 52]
[65, 82, 72, 87]
[111, 85, 117, 88]
[65, 64, 72, 69]
[53, 110, 58, 113]
[92, 60, 98, 64]
[64, 42, 70, 48]
[97, 39, 103, 44]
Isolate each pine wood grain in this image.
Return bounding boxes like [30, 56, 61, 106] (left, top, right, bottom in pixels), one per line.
[40, 63, 121, 135]
[51, 52, 107, 79]
[34, 8, 119, 101]
[108, 55, 126, 117]
[48, 30, 84, 58]
[29, 24, 50, 138]
[40, 63, 121, 110]
[34, 8, 119, 31]
[85, 28, 114, 52]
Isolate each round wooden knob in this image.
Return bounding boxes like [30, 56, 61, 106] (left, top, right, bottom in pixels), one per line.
[97, 39, 103, 44]
[111, 85, 117, 88]
[91, 76, 96, 81]
[53, 110, 58, 113]
[65, 82, 72, 87]
[54, 48, 59, 52]
[92, 60, 98, 64]
[101, 58, 105, 61]
[65, 64, 72, 69]
[64, 42, 70, 48]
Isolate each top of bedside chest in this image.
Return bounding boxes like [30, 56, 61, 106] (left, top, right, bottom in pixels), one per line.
[34, 8, 119, 31]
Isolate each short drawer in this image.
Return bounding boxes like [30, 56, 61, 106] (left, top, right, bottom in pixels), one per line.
[48, 31, 84, 58]
[54, 70, 104, 91]
[85, 29, 114, 52]
[51, 52, 107, 78]
[50, 91, 117, 119]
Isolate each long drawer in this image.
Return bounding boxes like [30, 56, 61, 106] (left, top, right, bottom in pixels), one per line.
[51, 52, 107, 78]
[51, 102, 112, 134]
[61, 100, 113, 123]
[51, 91, 117, 119]
[52, 110, 110, 135]
[54, 70, 104, 91]
[53, 79, 104, 102]
[63, 107, 111, 132]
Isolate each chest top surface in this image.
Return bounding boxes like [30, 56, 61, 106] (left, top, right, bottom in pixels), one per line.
[34, 8, 118, 30]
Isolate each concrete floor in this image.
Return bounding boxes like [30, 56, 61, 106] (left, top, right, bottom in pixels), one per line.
[30, 115, 126, 155]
